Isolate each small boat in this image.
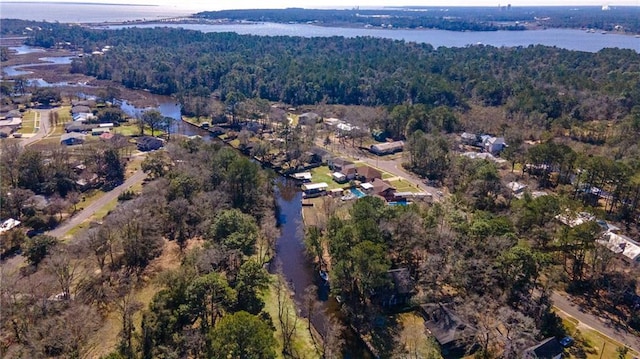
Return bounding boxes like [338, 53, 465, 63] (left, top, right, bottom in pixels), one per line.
[335, 295, 344, 304]
[319, 270, 329, 282]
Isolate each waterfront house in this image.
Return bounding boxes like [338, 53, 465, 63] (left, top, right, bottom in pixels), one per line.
[137, 136, 164, 151]
[292, 172, 312, 182]
[370, 141, 404, 156]
[60, 132, 86, 146]
[371, 178, 396, 201]
[522, 337, 564, 359]
[301, 182, 328, 198]
[421, 303, 477, 358]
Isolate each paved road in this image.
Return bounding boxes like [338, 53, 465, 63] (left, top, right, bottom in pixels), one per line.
[47, 169, 146, 239]
[21, 108, 52, 147]
[552, 292, 640, 353]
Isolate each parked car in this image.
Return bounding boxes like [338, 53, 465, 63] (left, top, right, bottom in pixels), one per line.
[560, 336, 574, 347]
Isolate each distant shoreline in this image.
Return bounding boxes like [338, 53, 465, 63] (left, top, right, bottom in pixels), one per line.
[2, 1, 158, 7]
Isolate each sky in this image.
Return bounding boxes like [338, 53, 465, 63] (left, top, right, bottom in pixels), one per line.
[9, 0, 640, 11]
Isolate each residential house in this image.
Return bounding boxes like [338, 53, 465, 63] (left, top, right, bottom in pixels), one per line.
[309, 146, 332, 165]
[597, 232, 640, 263]
[328, 158, 354, 172]
[460, 132, 478, 146]
[0, 118, 22, 133]
[291, 172, 312, 182]
[301, 182, 328, 198]
[371, 178, 396, 201]
[298, 112, 320, 126]
[71, 105, 91, 115]
[421, 303, 477, 358]
[342, 164, 358, 180]
[522, 337, 564, 359]
[137, 136, 164, 151]
[483, 136, 506, 155]
[356, 165, 382, 183]
[65, 122, 94, 133]
[60, 132, 86, 146]
[370, 141, 404, 156]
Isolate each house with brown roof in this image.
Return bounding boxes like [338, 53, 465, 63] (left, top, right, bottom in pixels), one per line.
[356, 165, 382, 183]
[371, 178, 396, 201]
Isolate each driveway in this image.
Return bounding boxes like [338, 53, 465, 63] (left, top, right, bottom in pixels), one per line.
[47, 169, 146, 239]
[552, 292, 640, 353]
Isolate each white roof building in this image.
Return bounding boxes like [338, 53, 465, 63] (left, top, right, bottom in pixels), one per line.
[598, 232, 640, 262]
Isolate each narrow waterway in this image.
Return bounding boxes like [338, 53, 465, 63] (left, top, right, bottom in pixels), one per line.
[272, 178, 372, 358]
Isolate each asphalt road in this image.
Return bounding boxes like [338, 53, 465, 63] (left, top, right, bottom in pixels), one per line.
[21, 108, 52, 147]
[47, 169, 146, 239]
[551, 292, 640, 353]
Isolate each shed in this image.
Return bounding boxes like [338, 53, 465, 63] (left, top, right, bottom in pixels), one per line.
[460, 132, 478, 146]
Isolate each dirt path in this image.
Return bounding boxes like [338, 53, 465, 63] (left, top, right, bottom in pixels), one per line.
[47, 169, 146, 239]
[552, 292, 640, 353]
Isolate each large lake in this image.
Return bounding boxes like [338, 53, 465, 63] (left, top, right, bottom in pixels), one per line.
[110, 22, 640, 53]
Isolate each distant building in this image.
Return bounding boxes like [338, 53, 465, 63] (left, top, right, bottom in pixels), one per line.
[598, 232, 640, 263]
[370, 141, 404, 156]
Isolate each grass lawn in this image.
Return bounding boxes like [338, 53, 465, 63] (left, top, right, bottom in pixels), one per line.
[389, 178, 421, 193]
[556, 310, 638, 359]
[262, 274, 321, 359]
[17, 110, 36, 134]
[309, 166, 344, 190]
[114, 124, 140, 136]
[396, 313, 443, 359]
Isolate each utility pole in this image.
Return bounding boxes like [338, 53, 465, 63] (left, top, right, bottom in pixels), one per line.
[599, 342, 606, 359]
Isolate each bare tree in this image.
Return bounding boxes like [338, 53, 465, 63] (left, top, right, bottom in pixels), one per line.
[44, 247, 79, 300]
[321, 315, 345, 359]
[276, 272, 298, 356]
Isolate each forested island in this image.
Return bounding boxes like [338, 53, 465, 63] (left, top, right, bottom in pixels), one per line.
[1, 15, 640, 359]
[194, 6, 640, 34]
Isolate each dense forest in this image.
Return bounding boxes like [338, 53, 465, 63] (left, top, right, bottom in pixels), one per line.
[4, 19, 636, 136]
